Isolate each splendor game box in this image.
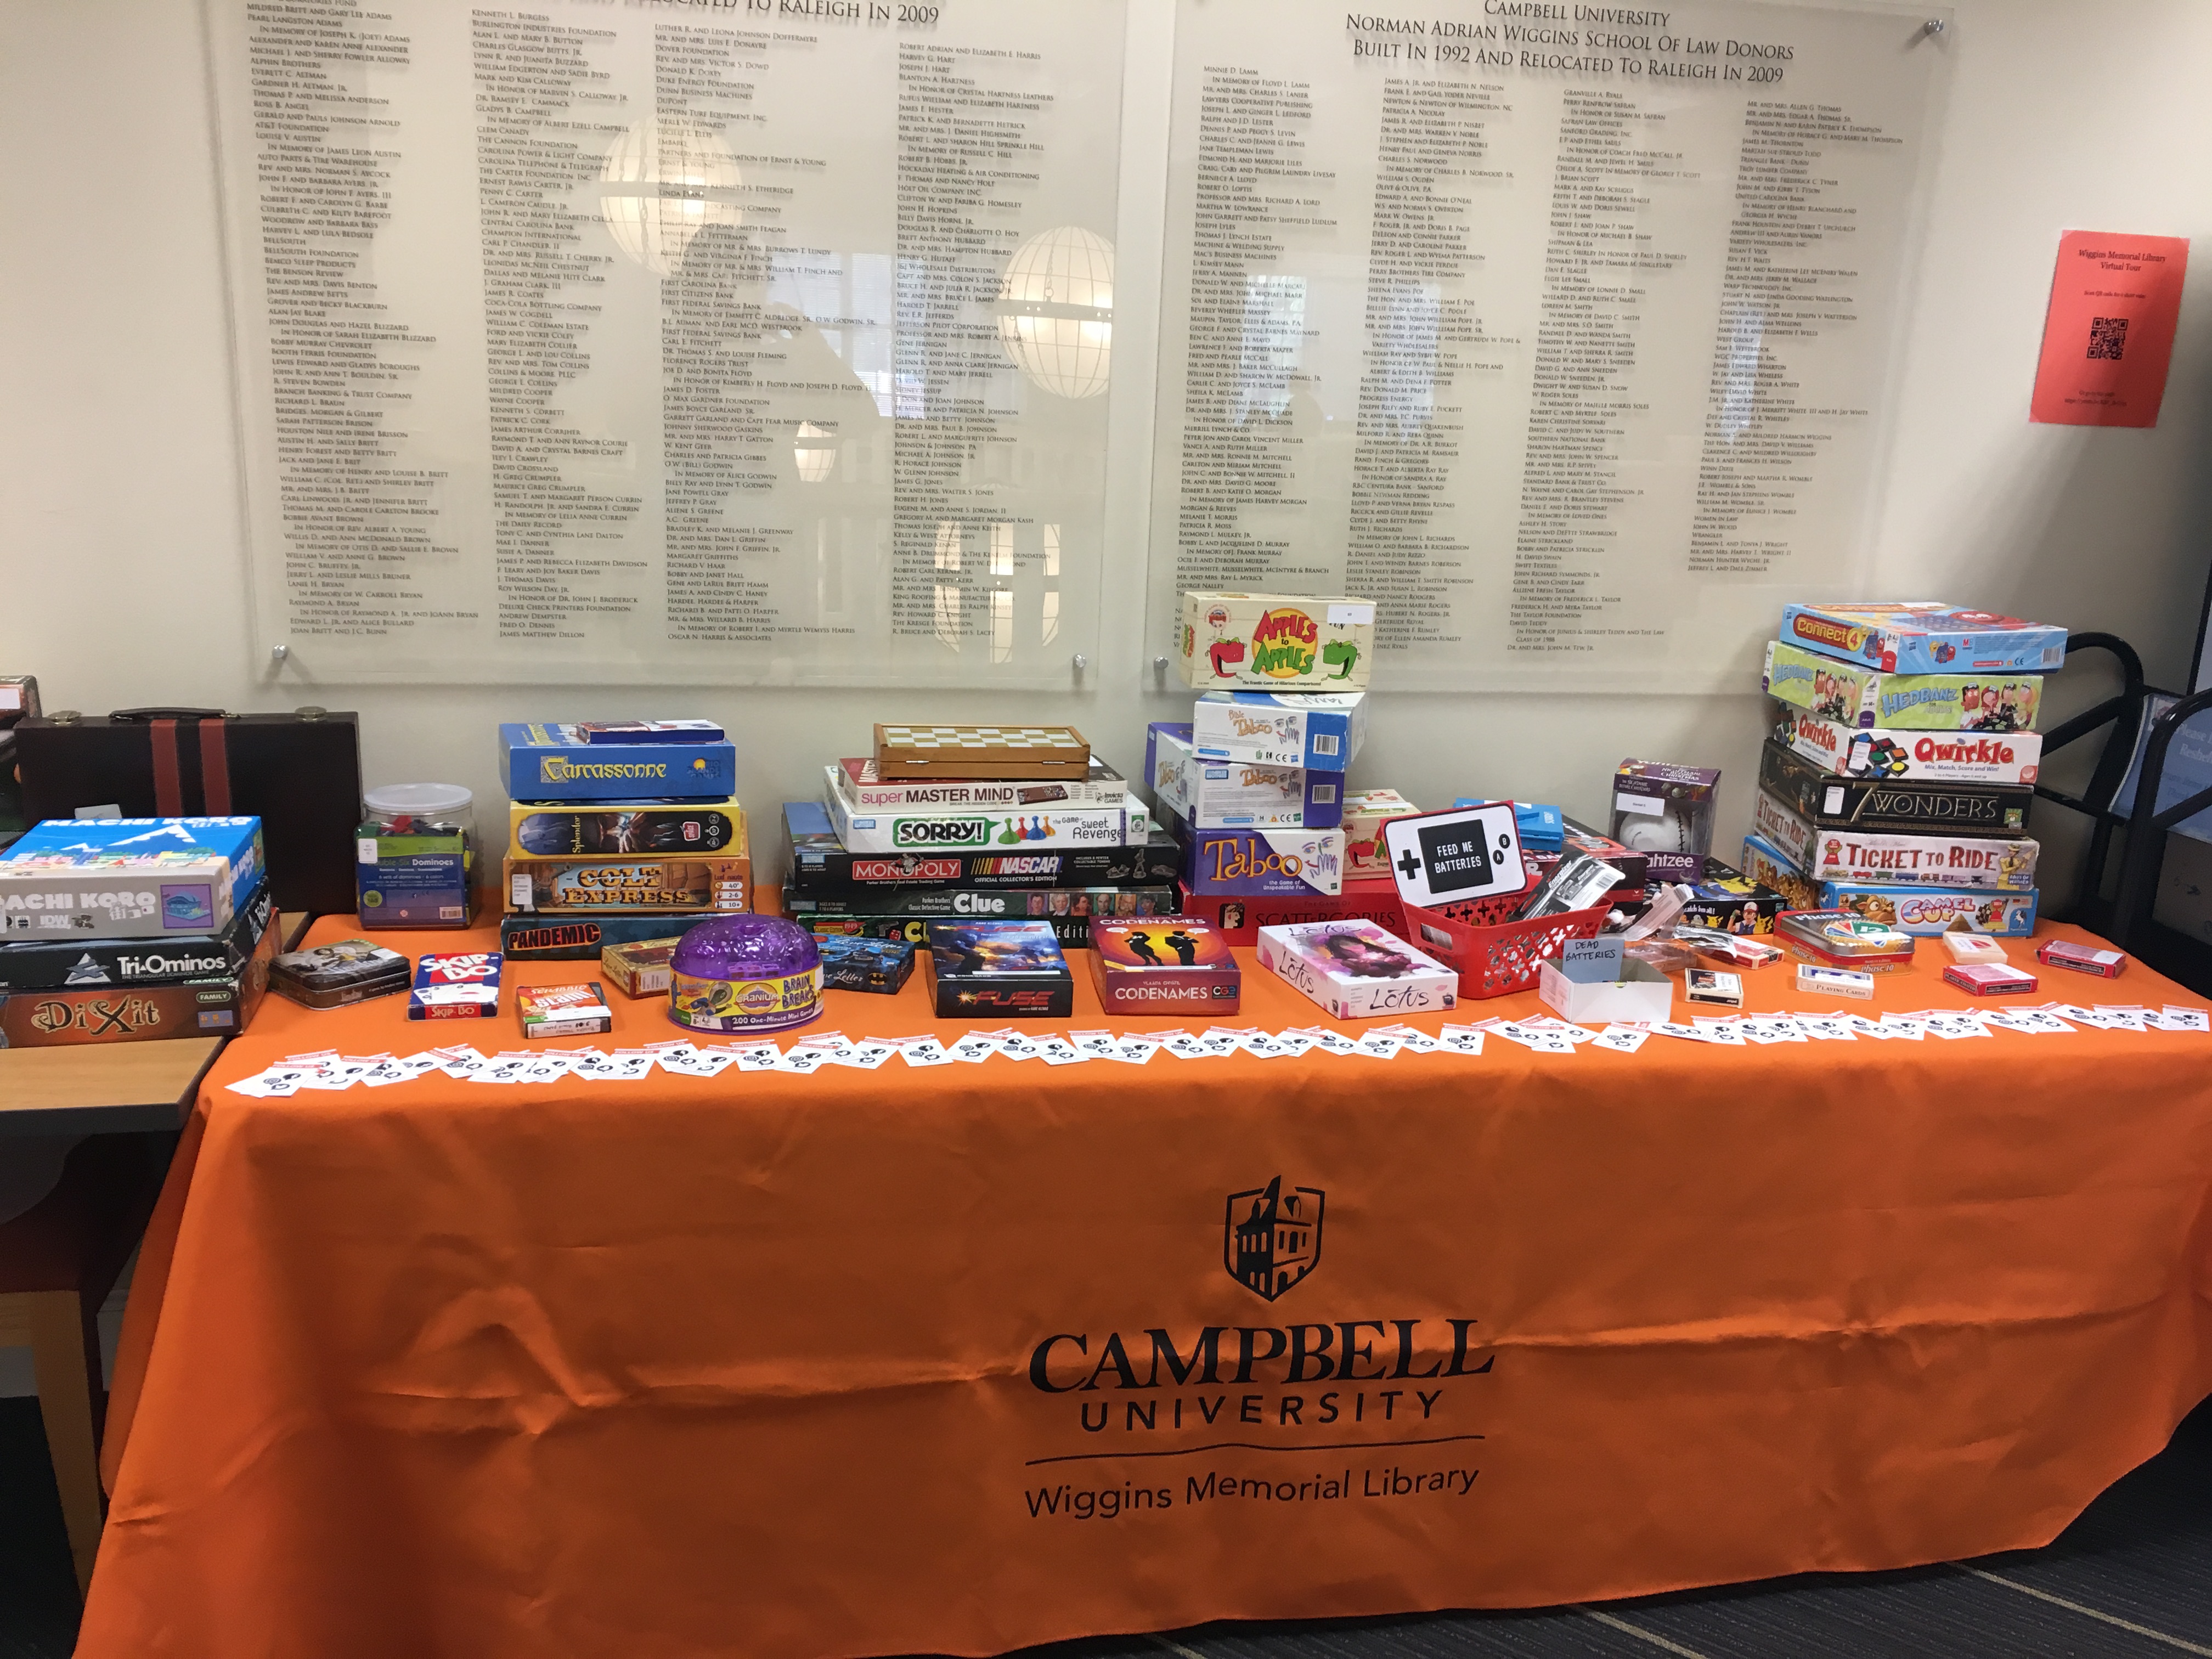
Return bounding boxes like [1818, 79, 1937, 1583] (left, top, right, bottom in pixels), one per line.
[1778, 603, 2069, 676]
[1177, 592, 1375, 690]
[1780, 709, 2042, 786]
[925, 920, 1074, 1017]
[1763, 640, 2044, 732]
[1256, 918, 1458, 1020]
[1088, 917, 1240, 1014]
[499, 724, 737, 803]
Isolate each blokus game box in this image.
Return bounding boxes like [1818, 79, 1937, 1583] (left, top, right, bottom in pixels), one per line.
[1176, 592, 1376, 690]
[1087, 917, 1240, 1015]
[0, 906, 278, 1047]
[925, 920, 1074, 1017]
[1757, 738, 2033, 836]
[783, 803, 1182, 894]
[1762, 640, 2044, 732]
[1780, 709, 2042, 786]
[1777, 603, 2069, 676]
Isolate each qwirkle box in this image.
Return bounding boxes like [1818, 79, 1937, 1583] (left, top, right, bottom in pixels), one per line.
[784, 803, 1182, 894]
[0, 817, 264, 940]
[1763, 640, 2044, 732]
[1757, 738, 2033, 837]
[0, 883, 274, 991]
[504, 856, 752, 914]
[1088, 917, 1240, 1014]
[1778, 603, 2068, 676]
[509, 799, 745, 859]
[1807, 827, 2039, 891]
[926, 920, 1074, 1017]
[1178, 592, 1375, 690]
[500, 723, 736, 803]
[834, 757, 1126, 811]
[1256, 918, 1458, 1020]
[1780, 709, 2042, 786]
[500, 913, 715, 962]
[825, 772, 1146, 855]
[1192, 692, 1367, 773]
[1819, 882, 2040, 936]
[0, 907, 277, 1047]
[1162, 804, 1346, 898]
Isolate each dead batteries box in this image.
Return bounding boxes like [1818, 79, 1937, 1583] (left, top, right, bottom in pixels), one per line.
[1087, 917, 1240, 1015]
[825, 774, 1147, 855]
[1192, 692, 1368, 773]
[1778, 602, 2068, 676]
[1805, 826, 2039, 891]
[1173, 877, 1406, 947]
[1818, 882, 2039, 937]
[1177, 591, 1375, 690]
[925, 920, 1074, 1018]
[509, 799, 746, 859]
[0, 911, 278, 1047]
[1341, 789, 1419, 879]
[504, 856, 752, 914]
[516, 981, 614, 1039]
[1256, 918, 1458, 1020]
[601, 937, 684, 997]
[1674, 862, 1789, 935]
[407, 951, 502, 1020]
[499, 723, 736, 803]
[1161, 803, 1346, 898]
[1758, 738, 2033, 837]
[1762, 639, 2045, 732]
[1780, 709, 2042, 786]
[1774, 910, 1917, 973]
[815, 934, 915, 994]
[500, 913, 714, 962]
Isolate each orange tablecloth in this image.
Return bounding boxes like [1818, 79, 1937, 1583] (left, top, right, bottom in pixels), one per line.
[76, 916, 2212, 1659]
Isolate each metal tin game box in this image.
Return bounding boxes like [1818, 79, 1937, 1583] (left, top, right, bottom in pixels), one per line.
[268, 936, 411, 1009]
[500, 913, 715, 962]
[816, 934, 915, 995]
[0, 883, 274, 991]
[1172, 877, 1405, 947]
[1160, 803, 1345, 898]
[1762, 639, 2044, 732]
[1779, 709, 2042, 786]
[1778, 603, 2069, 675]
[1192, 691, 1368, 772]
[824, 772, 1147, 855]
[509, 799, 746, 858]
[1145, 723, 1342, 830]
[926, 920, 1074, 1017]
[1758, 738, 2033, 836]
[785, 803, 1183, 894]
[1177, 591, 1375, 690]
[504, 856, 751, 914]
[835, 756, 1127, 811]
[1807, 826, 2039, 890]
[1818, 882, 2040, 936]
[0, 816, 264, 940]
[1774, 910, 1918, 973]
[1087, 917, 1240, 1015]
[1256, 918, 1458, 1020]
[499, 723, 736, 803]
[0, 906, 278, 1046]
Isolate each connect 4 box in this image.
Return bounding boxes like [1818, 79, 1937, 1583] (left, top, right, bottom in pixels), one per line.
[1778, 604, 2068, 676]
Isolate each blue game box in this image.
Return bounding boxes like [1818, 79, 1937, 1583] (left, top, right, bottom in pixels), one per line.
[500, 724, 738, 803]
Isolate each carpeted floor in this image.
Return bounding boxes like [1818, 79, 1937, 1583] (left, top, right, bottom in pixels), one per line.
[3, 1396, 2205, 1657]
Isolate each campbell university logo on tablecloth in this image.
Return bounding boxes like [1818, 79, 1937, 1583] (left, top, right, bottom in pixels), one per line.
[1225, 1176, 1324, 1301]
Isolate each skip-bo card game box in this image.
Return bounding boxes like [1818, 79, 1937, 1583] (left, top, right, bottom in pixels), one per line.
[408, 951, 503, 1020]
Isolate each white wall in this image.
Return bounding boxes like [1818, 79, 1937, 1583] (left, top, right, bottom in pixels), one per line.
[4, 0, 2211, 910]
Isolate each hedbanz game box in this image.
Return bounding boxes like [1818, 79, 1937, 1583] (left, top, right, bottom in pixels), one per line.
[1777, 603, 2069, 676]
[1763, 640, 2044, 732]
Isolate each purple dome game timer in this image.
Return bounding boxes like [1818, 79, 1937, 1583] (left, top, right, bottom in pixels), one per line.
[668, 915, 823, 1034]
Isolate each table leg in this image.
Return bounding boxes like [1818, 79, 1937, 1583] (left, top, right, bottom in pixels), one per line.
[21, 1289, 103, 1596]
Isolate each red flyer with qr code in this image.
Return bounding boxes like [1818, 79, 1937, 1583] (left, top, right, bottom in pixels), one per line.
[2030, 230, 2190, 427]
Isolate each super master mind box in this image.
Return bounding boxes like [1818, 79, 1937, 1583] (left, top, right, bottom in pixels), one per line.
[500, 724, 737, 803]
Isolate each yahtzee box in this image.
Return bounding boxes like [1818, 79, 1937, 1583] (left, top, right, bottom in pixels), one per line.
[1178, 592, 1375, 690]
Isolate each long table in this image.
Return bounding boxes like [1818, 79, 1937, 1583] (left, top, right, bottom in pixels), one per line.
[76, 915, 2212, 1658]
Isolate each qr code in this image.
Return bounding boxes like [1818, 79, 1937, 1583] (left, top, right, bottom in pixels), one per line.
[2087, 315, 2128, 361]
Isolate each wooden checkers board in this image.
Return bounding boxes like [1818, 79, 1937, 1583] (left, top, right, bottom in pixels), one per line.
[872, 725, 1092, 780]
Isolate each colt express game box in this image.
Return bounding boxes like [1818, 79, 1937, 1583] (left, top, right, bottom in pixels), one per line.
[504, 856, 752, 914]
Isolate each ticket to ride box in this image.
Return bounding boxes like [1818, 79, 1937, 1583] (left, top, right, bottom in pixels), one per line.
[499, 724, 737, 803]
[1177, 592, 1375, 690]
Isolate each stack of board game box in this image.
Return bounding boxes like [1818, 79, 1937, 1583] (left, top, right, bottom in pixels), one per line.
[1745, 603, 2062, 939]
[0, 815, 278, 1045]
[495, 722, 753, 964]
[784, 724, 1177, 948]
[1147, 592, 1418, 944]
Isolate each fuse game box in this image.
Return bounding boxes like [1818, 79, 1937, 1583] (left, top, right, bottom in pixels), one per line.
[925, 920, 1075, 1017]
[1087, 917, 1240, 1014]
[1778, 603, 2069, 675]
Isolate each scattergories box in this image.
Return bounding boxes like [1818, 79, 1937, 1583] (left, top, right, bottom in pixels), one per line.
[1778, 603, 2069, 675]
[509, 799, 746, 858]
[0, 817, 264, 939]
[1762, 640, 2044, 732]
[1160, 802, 1345, 898]
[1757, 738, 2032, 838]
[1256, 918, 1458, 1020]
[0, 882, 273, 991]
[407, 951, 502, 1020]
[1175, 877, 1406, 947]
[500, 913, 715, 962]
[1088, 917, 1240, 1015]
[1780, 709, 2042, 786]
[784, 803, 1182, 894]
[1192, 691, 1367, 772]
[924, 920, 1074, 1018]
[0, 902, 278, 1047]
[1807, 826, 2039, 890]
[499, 724, 736, 803]
[1177, 592, 1375, 690]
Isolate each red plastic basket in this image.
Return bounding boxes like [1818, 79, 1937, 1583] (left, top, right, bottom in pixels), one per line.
[1395, 870, 1611, 1000]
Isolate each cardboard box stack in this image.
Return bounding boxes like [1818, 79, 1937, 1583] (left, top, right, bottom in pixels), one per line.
[1746, 604, 2061, 938]
[782, 723, 1176, 949]
[0, 815, 277, 1045]
[495, 721, 753, 963]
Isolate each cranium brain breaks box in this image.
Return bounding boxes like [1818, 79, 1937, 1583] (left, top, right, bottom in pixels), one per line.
[1178, 592, 1375, 690]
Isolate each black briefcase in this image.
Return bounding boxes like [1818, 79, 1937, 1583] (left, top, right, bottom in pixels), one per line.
[14, 707, 362, 916]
